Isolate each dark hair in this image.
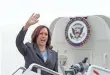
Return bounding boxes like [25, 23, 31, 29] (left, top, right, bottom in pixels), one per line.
[31, 25, 51, 49]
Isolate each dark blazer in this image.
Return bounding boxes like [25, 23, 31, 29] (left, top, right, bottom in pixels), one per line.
[16, 27, 58, 75]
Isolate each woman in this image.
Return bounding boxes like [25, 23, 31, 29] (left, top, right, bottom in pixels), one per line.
[16, 13, 58, 75]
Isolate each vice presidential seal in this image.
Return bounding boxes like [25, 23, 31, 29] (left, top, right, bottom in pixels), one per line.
[65, 17, 90, 47]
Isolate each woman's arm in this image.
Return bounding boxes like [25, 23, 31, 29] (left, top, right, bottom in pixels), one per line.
[16, 27, 28, 56]
[16, 13, 40, 56]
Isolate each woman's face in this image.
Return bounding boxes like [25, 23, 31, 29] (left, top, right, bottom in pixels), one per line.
[37, 28, 48, 47]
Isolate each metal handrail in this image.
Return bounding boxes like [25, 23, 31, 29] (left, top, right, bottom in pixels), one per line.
[87, 65, 110, 75]
[28, 63, 62, 75]
[12, 67, 26, 75]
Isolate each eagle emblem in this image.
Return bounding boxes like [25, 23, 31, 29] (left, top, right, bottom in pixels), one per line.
[65, 17, 91, 47]
[71, 23, 84, 39]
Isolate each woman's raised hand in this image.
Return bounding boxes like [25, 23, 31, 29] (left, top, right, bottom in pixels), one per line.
[24, 13, 40, 30]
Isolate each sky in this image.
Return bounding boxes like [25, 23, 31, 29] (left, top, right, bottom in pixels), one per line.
[1, 0, 110, 75]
